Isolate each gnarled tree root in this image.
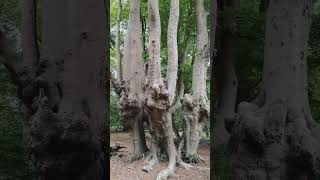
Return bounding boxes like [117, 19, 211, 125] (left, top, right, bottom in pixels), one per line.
[226, 100, 320, 179]
[142, 153, 159, 173]
[130, 152, 146, 162]
[177, 155, 192, 170]
[142, 137, 192, 180]
[156, 166, 175, 180]
[155, 156, 192, 180]
[185, 153, 205, 164]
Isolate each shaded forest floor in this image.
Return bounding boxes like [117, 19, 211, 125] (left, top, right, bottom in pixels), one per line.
[110, 132, 210, 180]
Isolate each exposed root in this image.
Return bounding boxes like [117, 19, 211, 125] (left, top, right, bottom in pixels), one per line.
[177, 152, 208, 172]
[174, 150, 191, 173]
[177, 161, 192, 170]
[185, 153, 205, 164]
[227, 99, 320, 178]
[177, 133, 184, 155]
[130, 152, 145, 162]
[142, 153, 159, 173]
[191, 166, 210, 171]
[288, 116, 320, 175]
[156, 166, 175, 180]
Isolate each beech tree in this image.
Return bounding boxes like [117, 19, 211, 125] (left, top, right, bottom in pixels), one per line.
[0, 0, 108, 179]
[141, 0, 194, 179]
[170, 0, 193, 144]
[115, 0, 123, 85]
[181, 0, 210, 163]
[213, 0, 239, 151]
[111, 0, 211, 178]
[118, 0, 148, 161]
[226, 0, 320, 179]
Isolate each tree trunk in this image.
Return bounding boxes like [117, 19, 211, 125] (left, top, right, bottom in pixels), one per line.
[0, 0, 108, 179]
[213, 0, 239, 152]
[142, 0, 189, 179]
[143, 0, 167, 167]
[210, 0, 218, 173]
[170, 2, 192, 144]
[166, 0, 179, 106]
[115, 0, 123, 85]
[113, 0, 129, 133]
[227, 0, 320, 179]
[182, 0, 210, 163]
[119, 0, 148, 161]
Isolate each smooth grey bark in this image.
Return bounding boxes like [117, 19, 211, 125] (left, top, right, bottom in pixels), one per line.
[143, 0, 191, 179]
[1, 0, 108, 179]
[227, 0, 320, 179]
[119, 0, 148, 161]
[171, 1, 192, 144]
[166, 0, 179, 105]
[161, 0, 181, 177]
[142, 0, 165, 174]
[213, 0, 239, 152]
[113, 0, 129, 133]
[115, 0, 123, 84]
[181, 0, 210, 163]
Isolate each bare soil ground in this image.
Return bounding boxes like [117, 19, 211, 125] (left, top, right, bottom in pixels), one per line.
[110, 132, 210, 180]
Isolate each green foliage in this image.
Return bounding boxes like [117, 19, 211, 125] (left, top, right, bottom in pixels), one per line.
[0, 0, 34, 179]
[0, 65, 31, 179]
[173, 111, 183, 130]
[309, 66, 320, 122]
[0, 0, 19, 24]
[110, 0, 129, 28]
[181, 58, 193, 93]
[308, 12, 320, 122]
[110, 86, 123, 131]
[234, 0, 265, 102]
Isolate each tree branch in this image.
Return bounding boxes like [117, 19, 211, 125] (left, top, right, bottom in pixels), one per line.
[21, 0, 39, 67]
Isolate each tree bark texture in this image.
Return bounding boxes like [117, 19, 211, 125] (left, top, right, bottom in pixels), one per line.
[142, 0, 189, 179]
[226, 0, 320, 179]
[115, 0, 123, 85]
[0, 0, 109, 179]
[182, 0, 210, 163]
[213, 0, 239, 152]
[119, 0, 148, 160]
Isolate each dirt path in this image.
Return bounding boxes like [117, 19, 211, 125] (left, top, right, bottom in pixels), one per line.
[110, 132, 210, 180]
